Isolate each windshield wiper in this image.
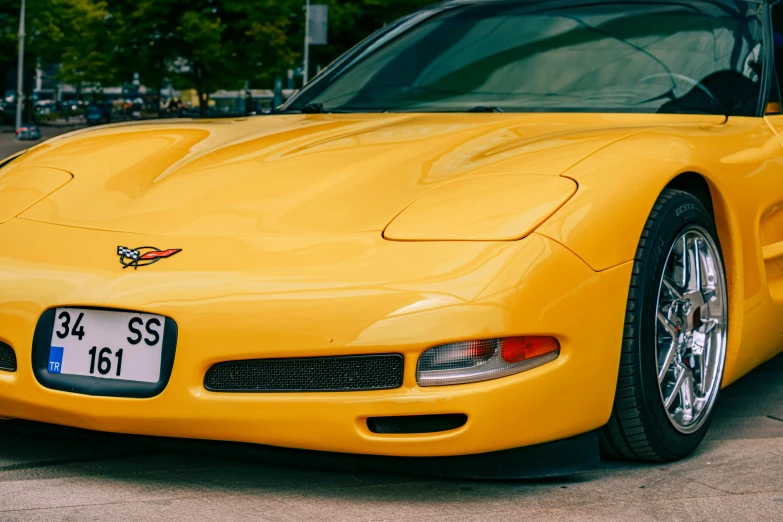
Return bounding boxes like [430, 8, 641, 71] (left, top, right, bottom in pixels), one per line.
[466, 106, 504, 113]
[283, 104, 505, 114]
[656, 106, 726, 116]
[279, 104, 358, 114]
[300, 103, 326, 114]
[389, 106, 506, 113]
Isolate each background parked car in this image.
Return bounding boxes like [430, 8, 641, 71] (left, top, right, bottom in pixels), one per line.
[15, 125, 41, 141]
[86, 104, 112, 125]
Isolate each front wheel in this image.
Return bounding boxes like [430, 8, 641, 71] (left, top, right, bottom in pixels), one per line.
[600, 189, 728, 461]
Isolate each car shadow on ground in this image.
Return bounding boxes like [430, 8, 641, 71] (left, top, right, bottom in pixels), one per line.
[0, 353, 780, 515]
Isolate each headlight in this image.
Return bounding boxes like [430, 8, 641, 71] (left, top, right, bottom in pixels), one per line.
[384, 174, 577, 241]
[0, 166, 73, 224]
[417, 337, 560, 387]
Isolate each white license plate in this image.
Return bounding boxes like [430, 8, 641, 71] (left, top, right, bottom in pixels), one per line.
[47, 308, 165, 384]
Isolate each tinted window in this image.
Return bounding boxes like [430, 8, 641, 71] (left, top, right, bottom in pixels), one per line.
[770, 4, 783, 111]
[288, 1, 764, 115]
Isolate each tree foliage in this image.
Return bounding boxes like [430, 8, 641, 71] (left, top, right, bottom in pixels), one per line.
[0, 0, 434, 109]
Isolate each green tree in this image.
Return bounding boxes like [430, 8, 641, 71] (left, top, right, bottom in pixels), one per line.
[0, 2, 20, 114]
[306, 0, 433, 81]
[175, 5, 234, 116]
[0, 0, 437, 120]
[109, 0, 240, 116]
[0, 0, 114, 121]
[224, 0, 301, 89]
[218, 0, 432, 98]
[48, 0, 115, 95]
[108, 0, 181, 107]
[8, 0, 81, 121]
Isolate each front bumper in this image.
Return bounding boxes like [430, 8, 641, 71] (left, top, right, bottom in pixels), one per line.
[0, 218, 632, 457]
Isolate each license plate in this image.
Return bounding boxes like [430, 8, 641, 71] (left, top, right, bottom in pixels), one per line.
[47, 308, 165, 384]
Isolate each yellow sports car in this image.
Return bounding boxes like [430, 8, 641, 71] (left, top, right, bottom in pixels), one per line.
[1, 0, 782, 478]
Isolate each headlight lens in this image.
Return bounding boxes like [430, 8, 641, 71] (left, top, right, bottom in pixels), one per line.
[417, 337, 560, 387]
[0, 166, 73, 224]
[384, 174, 577, 241]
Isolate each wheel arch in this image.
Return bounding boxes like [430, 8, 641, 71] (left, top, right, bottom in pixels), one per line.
[537, 143, 748, 383]
[662, 171, 744, 387]
[664, 172, 713, 213]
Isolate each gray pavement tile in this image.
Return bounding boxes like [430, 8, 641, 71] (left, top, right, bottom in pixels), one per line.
[0, 126, 82, 158]
[386, 492, 783, 522]
[714, 358, 783, 421]
[714, 385, 783, 419]
[743, 437, 783, 457]
[665, 439, 783, 495]
[0, 449, 423, 513]
[0, 476, 197, 514]
[705, 415, 783, 441]
[0, 465, 724, 521]
[0, 434, 149, 471]
[0, 352, 778, 520]
[748, 355, 783, 374]
[0, 487, 773, 522]
[554, 492, 783, 522]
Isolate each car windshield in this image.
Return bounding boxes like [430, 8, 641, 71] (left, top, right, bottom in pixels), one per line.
[286, 0, 764, 115]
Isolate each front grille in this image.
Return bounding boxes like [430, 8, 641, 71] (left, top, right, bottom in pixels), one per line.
[0, 342, 17, 372]
[205, 354, 404, 392]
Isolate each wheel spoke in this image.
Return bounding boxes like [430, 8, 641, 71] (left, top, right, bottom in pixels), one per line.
[702, 288, 717, 305]
[665, 368, 687, 410]
[688, 238, 703, 291]
[658, 341, 677, 383]
[681, 236, 689, 287]
[662, 276, 683, 299]
[699, 334, 711, 394]
[702, 318, 719, 334]
[657, 311, 678, 339]
[680, 371, 695, 413]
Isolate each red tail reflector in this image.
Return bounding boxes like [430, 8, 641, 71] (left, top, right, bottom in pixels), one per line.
[501, 336, 560, 364]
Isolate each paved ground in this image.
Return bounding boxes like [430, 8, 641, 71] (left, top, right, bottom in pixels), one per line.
[0, 124, 85, 159]
[0, 353, 781, 522]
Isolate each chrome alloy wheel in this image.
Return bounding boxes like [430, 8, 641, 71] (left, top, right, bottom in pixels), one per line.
[655, 225, 727, 434]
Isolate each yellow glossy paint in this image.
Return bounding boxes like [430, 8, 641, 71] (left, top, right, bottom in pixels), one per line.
[385, 174, 577, 241]
[19, 114, 655, 236]
[539, 115, 783, 383]
[0, 166, 72, 224]
[0, 112, 780, 456]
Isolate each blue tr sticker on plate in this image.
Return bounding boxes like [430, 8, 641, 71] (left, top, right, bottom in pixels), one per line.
[48, 346, 64, 374]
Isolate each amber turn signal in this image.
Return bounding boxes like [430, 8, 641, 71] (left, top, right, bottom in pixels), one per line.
[501, 336, 560, 364]
[417, 336, 560, 387]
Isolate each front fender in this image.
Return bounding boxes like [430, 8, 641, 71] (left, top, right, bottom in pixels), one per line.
[536, 124, 751, 272]
[536, 118, 783, 386]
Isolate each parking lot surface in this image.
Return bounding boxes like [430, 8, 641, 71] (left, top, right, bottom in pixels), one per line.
[0, 353, 780, 522]
[0, 125, 84, 159]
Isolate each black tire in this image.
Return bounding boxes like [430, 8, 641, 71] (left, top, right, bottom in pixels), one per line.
[599, 188, 727, 462]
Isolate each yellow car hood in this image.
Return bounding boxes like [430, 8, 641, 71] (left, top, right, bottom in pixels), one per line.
[18, 113, 651, 237]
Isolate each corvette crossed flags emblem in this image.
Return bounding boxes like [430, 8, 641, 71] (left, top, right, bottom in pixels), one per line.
[117, 246, 182, 270]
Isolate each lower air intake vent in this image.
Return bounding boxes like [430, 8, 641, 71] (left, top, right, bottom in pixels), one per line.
[367, 414, 468, 434]
[205, 354, 404, 392]
[0, 342, 17, 372]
